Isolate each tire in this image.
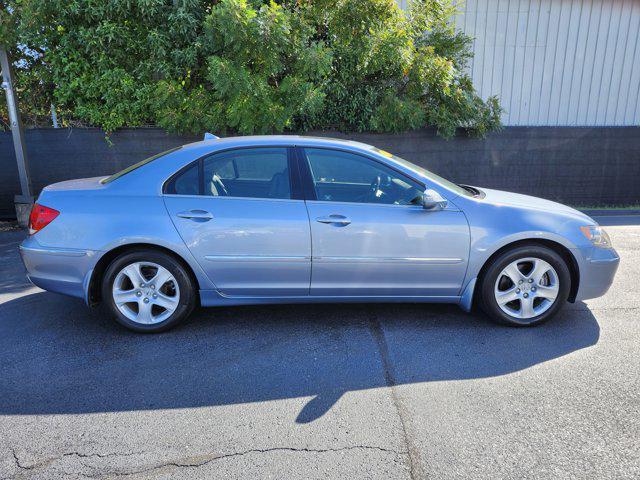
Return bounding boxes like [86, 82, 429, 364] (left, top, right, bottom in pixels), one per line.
[101, 249, 196, 333]
[478, 244, 571, 327]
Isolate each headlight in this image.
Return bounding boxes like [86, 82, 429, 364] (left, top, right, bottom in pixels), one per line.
[580, 226, 612, 248]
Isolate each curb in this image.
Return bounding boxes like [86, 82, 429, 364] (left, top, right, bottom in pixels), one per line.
[580, 209, 640, 216]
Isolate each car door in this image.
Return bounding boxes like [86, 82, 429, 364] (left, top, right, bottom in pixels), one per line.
[163, 146, 311, 296]
[299, 147, 469, 297]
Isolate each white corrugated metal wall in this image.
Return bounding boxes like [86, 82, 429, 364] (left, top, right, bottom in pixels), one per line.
[400, 0, 640, 126]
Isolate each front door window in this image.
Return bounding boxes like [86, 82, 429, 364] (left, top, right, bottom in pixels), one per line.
[303, 148, 423, 205]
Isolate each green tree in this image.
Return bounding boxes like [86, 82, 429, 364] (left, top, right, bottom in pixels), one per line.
[152, 0, 331, 134]
[1, 0, 501, 138]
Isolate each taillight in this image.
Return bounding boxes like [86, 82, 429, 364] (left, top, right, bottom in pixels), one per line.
[29, 204, 60, 235]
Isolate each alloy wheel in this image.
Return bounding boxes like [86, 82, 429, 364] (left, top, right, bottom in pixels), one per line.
[493, 257, 560, 321]
[112, 262, 180, 325]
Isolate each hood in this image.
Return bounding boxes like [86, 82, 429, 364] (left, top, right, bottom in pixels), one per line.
[478, 187, 596, 223]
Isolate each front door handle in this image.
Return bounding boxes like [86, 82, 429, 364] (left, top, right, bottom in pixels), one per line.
[176, 209, 213, 221]
[316, 214, 351, 226]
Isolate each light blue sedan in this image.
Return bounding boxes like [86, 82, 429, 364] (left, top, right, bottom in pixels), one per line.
[19, 135, 619, 332]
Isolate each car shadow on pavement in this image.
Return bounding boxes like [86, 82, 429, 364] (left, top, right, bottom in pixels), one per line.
[0, 291, 600, 423]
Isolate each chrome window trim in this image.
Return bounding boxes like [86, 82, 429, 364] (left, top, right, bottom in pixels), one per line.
[304, 199, 460, 211]
[161, 193, 305, 203]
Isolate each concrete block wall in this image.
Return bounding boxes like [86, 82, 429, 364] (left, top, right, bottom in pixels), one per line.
[1, 127, 639, 218]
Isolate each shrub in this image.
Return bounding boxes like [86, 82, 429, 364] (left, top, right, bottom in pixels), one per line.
[1, 0, 501, 138]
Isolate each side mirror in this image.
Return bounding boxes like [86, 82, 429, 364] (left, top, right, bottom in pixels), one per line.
[421, 189, 448, 211]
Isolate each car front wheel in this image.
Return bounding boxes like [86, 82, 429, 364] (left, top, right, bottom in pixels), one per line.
[479, 244, 571, 326]
[101, 249, 196, 333]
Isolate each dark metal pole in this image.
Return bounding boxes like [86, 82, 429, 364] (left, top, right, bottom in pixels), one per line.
[1, 46, 34, 225]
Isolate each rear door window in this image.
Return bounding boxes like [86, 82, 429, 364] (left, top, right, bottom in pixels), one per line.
[202, 148, 291, 199]
[164, 147, 293, 200]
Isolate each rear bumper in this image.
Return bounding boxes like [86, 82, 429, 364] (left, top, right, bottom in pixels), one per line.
[573, 247, 620, 301]
[19, 239, 99, 301]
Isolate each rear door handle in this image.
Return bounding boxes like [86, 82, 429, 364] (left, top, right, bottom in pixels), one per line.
[316, 214, 351, 226]
[176, 210, 213, 221]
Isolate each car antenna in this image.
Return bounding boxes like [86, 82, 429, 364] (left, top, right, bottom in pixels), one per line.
[203, 132, 220, 140]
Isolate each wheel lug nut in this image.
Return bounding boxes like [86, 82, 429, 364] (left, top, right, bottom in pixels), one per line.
[516, 288, 521, 293]
[143, 297, 150, 303]
[150, 284, 155, 290]
[523, 293, 529, 298]
[528, 278, 533, 283]
[531, 286, 536, 292]
[136, 291, 142, 297]
[518, 280, 523, 285]
[152, 293, 158, 299]
[140, 283, 145, 288]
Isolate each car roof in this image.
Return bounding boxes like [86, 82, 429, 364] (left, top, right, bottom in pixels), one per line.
[180, 135, 376, 153]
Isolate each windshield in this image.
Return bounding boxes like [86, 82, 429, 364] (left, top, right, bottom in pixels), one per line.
[100, 147, 181, 184]
[371, 148, 473, 197]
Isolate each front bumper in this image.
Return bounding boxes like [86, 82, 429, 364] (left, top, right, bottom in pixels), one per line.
[19, 237, 99, 301]
[573, 246, 620, 302]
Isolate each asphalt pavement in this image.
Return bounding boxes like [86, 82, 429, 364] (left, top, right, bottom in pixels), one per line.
[0, 221, 638, 479]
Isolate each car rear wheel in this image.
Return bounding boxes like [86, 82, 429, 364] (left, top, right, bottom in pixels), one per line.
[479, 244, 571, 326]
[102, 249, 196, 333]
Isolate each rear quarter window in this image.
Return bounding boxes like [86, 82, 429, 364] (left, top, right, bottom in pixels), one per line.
[165, 162, 200, 195]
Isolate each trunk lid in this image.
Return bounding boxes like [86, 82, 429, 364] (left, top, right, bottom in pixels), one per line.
[42, 176, 108, 192]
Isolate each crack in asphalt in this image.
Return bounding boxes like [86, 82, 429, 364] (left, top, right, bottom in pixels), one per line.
[6, 448, 145, 479]
[368, 316, 424, 480]
[61, 451, 145, 460]
[80, 445, 408, 478]
[6, 448, 52, 480]
[11, 449, 34, 471]
[6, 445, 406, 479]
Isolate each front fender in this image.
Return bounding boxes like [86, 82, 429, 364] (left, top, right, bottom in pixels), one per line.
[457, 198, 591, 301]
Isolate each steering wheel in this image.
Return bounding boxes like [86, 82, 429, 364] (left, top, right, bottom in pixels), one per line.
[368, 174, 387, 203]
[211, 174, 229, 196]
